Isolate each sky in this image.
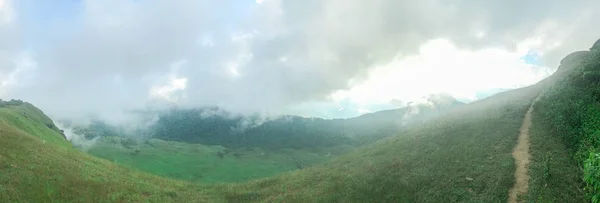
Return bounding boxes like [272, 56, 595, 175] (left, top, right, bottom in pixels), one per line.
[0, 0, 599, 121]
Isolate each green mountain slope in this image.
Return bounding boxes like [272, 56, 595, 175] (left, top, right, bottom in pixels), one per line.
[0, 100, 69, 148]
[214, 84, 544, 202]
[0, 102, 220, 202]
[0, 84, 541, 202]
[1, 40, 599, 202]
[145, 95, 463, 150]
[526, 43, 600, 202]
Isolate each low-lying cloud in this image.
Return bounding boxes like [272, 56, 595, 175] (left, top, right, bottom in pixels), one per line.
[55, 122, 100, 151]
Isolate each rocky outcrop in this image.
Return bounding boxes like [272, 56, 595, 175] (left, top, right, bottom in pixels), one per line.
[59, 129, 67, 140]
[591, 38, 600, 51]
[558, 51, 591, 72]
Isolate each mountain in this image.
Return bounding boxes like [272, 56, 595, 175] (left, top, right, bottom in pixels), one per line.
[138, 93, 463, 150]
[1, 39, 599, 202]
[61, 93, 464, 151]
[475, 88, 512, 100]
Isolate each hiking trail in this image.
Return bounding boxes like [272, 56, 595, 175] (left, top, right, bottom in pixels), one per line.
[507, 95, 540, 203]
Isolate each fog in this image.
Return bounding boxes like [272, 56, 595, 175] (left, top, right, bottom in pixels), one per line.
[1, 0, 599, 124]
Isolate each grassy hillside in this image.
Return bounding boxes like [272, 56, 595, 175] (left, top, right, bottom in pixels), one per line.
[213, 84, 543, 202]
[0, 102, 225, 202]
[5, 43, 600, 202]
[526, 46, 600, 202]
[0, 101, 69, 148]
[1, 81, 542, 202]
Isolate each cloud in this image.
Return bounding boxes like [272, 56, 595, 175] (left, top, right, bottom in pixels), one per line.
[1, 0, 599, 121]
[55, 122, 100, 151]
[0, 0, 15, 24]
[330, 38, 555, 105]
[0, 0, 20, 98]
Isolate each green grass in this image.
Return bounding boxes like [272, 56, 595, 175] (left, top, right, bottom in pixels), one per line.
[86, 137, 355, 183]
[0, 80, 549, 202]
[0, 103, 244, 202]
[211, 84, 544, 202]
[523, 48, 600, 202]
[525, 107, 586, 202]
[0, 104, 70, 148]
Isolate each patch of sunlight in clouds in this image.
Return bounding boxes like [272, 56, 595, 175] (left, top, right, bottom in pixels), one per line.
[0, 0, 14, 25]
[331, 38, 553, 105]
[149, 60, 189, 103]
[150, 77, 188, 103]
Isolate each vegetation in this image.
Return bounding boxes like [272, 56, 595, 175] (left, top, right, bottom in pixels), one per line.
[86, 136, 354, 183]
[528, 46, 600, 202]
[0, 99, 25, 107]
[148, 97, 462, 150]
[0, 102, 68, 147]
[213, 84, 543, 202]
[527, 103, 586, 202]
[1, 80, 539, 202]
[4, 42, 600, 202]
[54, 95, 459, 187]
[0, 102, 220, 202]
[63, 95, 462, 152]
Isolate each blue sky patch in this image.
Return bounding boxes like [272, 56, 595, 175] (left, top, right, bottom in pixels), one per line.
[521, 51, 541, 66]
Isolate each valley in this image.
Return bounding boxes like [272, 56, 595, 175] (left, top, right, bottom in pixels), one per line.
[0, 38, 599, 202]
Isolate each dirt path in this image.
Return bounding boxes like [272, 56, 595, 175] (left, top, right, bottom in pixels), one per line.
[507, 96, 540, 203]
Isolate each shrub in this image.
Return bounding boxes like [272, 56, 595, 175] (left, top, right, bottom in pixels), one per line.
[584, 151, 600, 203]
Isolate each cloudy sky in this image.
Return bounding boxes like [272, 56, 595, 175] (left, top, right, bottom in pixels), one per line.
[0, 0, 599, 120]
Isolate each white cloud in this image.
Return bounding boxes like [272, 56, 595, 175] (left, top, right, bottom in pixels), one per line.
[330, 38, 553, 105]
[357, 108, 373, 114]
[56, 122, 100, 152]
[150, 77, 188, 103]
[0, 0, 14, 25]
[1, 0, 600, 120]
[0, 52, 38, 97]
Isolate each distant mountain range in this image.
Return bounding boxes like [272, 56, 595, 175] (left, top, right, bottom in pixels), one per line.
[475, 88, 512, 100]
[63, 93, 464, 150]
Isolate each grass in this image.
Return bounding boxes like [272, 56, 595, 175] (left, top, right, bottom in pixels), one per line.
[0, 80, 549, 202]
[86, 137, 355, 183]
[0, 104, 70, 148]
[523, 71, 587, 203]
[522, 48, 600, 202]
[212, 84, 544, 202]
[0, 104, 224, 202]
[525, 107, 586, 202]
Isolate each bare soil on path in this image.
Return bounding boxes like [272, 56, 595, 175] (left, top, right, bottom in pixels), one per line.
[508, 96, 540, 203]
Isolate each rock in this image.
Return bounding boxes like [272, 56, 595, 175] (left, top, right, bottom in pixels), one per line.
[558, 51, 591, 72]
[591, 38, 600, 51]
[59, 129, 67, 140]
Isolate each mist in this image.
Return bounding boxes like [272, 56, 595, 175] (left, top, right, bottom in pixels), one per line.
[55, 122, 100, 151]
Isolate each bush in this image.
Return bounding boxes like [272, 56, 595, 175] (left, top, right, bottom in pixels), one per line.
[584, 151, 600, 203]
[0, 99, 24, 107]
